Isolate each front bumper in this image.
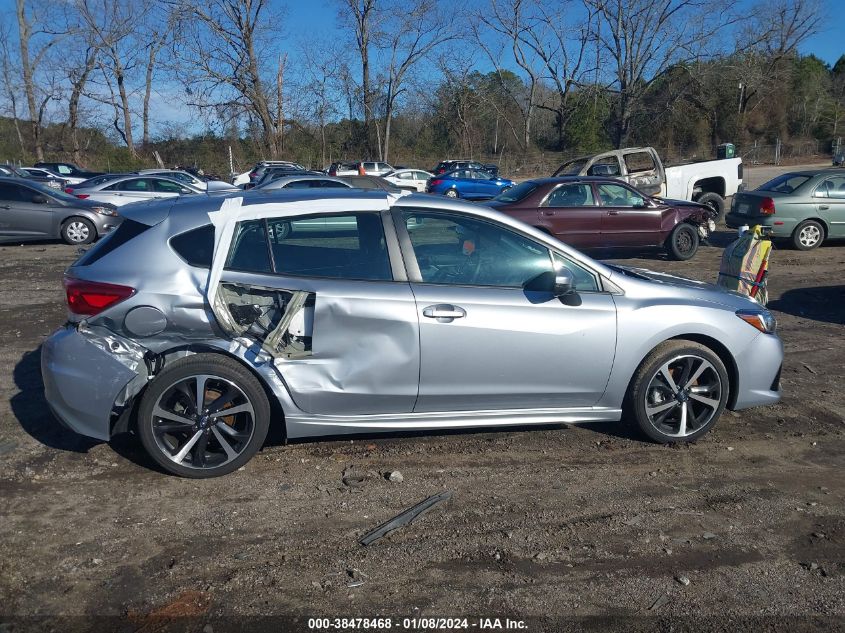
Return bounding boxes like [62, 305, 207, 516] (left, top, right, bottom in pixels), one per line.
[41, 325, 144, 441]
[729, 331, 784, 410]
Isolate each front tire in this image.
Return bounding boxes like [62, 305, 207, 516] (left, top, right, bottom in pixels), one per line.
[625, 340, 729, 443]
[666, 223, 700, 260]
[137, 353, 271, 478]
[61, 217, 96, 245]
[792, 220, 823, 250]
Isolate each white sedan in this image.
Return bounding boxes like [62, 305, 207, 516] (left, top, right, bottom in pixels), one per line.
[383, 169, 433, 192]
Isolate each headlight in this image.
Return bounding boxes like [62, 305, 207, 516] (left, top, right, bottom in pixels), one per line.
[736, 309, 777, 334]
[91, 206, 118, 217]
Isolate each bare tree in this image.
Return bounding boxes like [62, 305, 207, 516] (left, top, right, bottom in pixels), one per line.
[476, 0, 595, 150]
[339, 0, 377, 155]
[15, 0, 61, 160]
[378, 0, 458, 162]
[174, 0, 286, 158]
[142, 3, 177, 148]
[76, 0, 146, 155]
[586, 0, 738, 147]
[0, 23, 27, 156]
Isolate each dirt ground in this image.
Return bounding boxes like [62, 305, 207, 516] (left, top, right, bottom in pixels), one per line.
[1, 165, 843, 632]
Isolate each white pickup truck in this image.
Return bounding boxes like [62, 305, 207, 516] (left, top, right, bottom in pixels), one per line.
[553, 146, 743, 221]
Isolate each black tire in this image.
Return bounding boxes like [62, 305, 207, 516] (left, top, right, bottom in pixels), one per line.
[625, 340, 729, 444]
[137, 353, 271, 478]
[61, 217, 96, 245]
[444, 188, 459, 198]
[666, 223, 700, 260]
[696, 192, 725, 223]
[791, 219, 824, 250]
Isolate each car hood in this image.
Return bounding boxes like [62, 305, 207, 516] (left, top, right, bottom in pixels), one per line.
[206, 180, 240, 191]
[71, 197, 118, 212]
[608, 265, 760, 309]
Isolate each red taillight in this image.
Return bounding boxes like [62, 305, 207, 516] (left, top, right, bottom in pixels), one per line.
[64, 187, 74, 194]
[759, 197, 776, 215]
[75, 193, 89, 199]
[64, 277, 135, 316]
[430, 179, 443, 186]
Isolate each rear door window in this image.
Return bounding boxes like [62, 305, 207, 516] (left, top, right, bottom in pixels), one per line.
[225, 213, 393, 281]
[0, 183, 25, 202]
[623, 151, 656, 173]
[544, 184, 595, 207]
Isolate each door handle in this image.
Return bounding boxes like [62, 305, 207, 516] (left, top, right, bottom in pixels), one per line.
[423, 304, 466, 321]
[607, 210, 620, 215]
[819, 205, 829, 210]
[0, 204, 9, 209]
[541, 210, 555, 216]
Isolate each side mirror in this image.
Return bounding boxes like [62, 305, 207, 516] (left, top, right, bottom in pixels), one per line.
[523, 268, 576, 300]
[553, 268, 575, 296]
[31, 194, 48, 204]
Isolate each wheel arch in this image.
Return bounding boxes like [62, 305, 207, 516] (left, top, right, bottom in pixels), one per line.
[795, 217, 829, 239]
[622, 333, 740, 411]
[111, 344, 287, 441]
[60, 214, 98, 238]
[691, 176, 726, 199]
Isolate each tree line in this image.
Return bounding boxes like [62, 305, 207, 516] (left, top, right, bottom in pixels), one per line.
[0, 0, 839, 176]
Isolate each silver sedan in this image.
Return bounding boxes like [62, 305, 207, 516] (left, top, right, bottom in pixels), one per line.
[70, 175, 203, 207]
[42, 189, 783, 477]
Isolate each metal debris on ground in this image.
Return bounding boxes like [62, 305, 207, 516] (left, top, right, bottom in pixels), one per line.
[359, 491, 453, 546]
[648, 593, 670, 611]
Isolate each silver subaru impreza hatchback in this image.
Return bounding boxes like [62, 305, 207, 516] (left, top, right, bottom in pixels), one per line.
[42, 189, 783, 477]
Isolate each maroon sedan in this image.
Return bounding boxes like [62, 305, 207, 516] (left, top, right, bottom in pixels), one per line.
[486, 177, 715, 260]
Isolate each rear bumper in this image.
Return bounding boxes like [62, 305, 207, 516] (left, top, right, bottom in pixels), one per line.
[729, 332, 784, 410]
[724, 213, 794, 237]
[41, 325, 144, 441]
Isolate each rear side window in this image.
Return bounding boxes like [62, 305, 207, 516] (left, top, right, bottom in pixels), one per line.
[170, 224, 215, 268]
[757, 173, 811, 193]
[225, 213, 392, 281]
[76, 220, 151, 266]
[623, 151, 655, 173]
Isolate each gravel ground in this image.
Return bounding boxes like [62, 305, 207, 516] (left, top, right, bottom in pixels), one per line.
[0, 165, 843, 632]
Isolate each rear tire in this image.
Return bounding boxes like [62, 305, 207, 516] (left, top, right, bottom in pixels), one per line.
[137, 353, 271, 478]
[625, 340, 729, 443]
[666, 223, 700, 260]
[696, 192, 725, 223]
[445, 188, 459, 198]
[61, 217, 96, 245]
[792, 220, 823, 250]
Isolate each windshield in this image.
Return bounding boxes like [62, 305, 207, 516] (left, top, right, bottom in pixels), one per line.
[494, 181, 538, 203]
[555, 159, 587, 176]
[756, 173, 812, 194]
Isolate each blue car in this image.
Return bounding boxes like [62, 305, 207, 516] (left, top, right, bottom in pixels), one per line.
[426, 168, 515, 200]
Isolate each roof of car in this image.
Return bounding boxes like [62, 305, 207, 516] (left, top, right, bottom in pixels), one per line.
[779, 168, 845, 177]
[523, 176, 634, 185]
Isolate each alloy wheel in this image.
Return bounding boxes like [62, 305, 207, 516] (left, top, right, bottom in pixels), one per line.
[798, 224, 821, 248]
[445, 189, 458, 198]
[644, 354, 722, 438]
[150, 374, 256, 470]
[66, 221, 90, 243]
